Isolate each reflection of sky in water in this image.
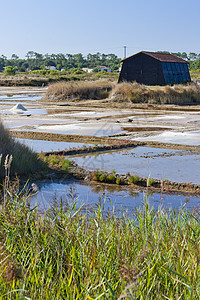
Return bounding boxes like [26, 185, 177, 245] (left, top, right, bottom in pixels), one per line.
[134, 130, 200, 146]
[15, 138, 94, 153]
[0, 101, 41, 105]
[0, 108, 47, 115]
[70, 147, 200, 184]
[30, 180, 200, 215]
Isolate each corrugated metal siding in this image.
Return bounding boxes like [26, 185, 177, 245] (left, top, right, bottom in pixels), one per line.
[118, 52, 191, 85]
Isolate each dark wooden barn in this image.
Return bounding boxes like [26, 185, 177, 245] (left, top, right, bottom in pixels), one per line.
[118, 51, 191, 85]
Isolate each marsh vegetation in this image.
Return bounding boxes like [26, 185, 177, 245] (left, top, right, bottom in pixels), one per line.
[0, 121, 45, 179]
[0, 183, 200, 299]
[1, 84, 200, 299]
[43, 80, 200, 105]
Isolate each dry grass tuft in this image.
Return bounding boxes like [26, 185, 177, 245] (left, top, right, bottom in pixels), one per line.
[112, 82, 200, 105]
[0, 121, 45, 179]
[44, 80, 113, 101]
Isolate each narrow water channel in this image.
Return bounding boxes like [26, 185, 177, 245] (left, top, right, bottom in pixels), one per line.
[31, 180, 200, 215]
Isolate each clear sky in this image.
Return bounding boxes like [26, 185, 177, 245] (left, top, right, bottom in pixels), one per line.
[1, 0, 200, 59]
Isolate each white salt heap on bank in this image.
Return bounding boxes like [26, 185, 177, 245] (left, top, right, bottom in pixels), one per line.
[10, 103, 28, 113]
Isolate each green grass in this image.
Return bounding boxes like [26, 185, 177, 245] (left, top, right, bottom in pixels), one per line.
[0, 182, 200, 299]
[129, 174, 140, 184]
[42, 154, 72, 172]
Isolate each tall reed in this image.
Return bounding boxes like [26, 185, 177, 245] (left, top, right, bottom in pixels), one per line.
[0, 183, 199, 299]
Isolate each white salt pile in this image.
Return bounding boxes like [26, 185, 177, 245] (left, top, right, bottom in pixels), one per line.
[10, 103, 28, 114]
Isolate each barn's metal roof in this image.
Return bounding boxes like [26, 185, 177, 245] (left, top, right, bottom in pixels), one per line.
[121, 51, 188, 63]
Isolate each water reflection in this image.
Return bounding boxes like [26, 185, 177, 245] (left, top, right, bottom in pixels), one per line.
[30, 180, 200, 216]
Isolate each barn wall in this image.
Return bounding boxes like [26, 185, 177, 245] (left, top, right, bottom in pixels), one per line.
[118, 53, 166, 85]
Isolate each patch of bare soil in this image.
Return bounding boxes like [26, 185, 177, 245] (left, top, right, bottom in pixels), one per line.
[122, 127, 172, 132]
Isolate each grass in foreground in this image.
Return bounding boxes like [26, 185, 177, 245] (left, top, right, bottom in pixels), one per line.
[0, 183, 200, 299]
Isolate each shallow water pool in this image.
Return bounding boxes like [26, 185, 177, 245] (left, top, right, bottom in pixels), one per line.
[16, 138, 94, 153]
[70, 146, 200, 184]
[31, 180, 200, 215]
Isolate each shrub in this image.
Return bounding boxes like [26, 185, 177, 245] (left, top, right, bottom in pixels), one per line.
[90, 171, 99, 181]
[43, 154, 71, 172]
[106, 174, 116, 183]
[147, 177, 154, 186]
[129, 174, 140, 184]
[4, 66, 16, 76]
[99, 173, 106, 182]
[116, 177, 121, 185]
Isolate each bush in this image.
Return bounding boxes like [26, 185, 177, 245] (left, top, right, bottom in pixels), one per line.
[147, 177, 154, 186]
[4, 66, 16, 76]
[129, 174, 140, 184]
[116, 177, 121, 185]
[43, 154, 71, 172]
[106, 174, 116, 183]
[99, 173, 106, 182]
[90, 171, 100, 181]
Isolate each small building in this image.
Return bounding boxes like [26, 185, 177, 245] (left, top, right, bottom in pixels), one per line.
[118, 51, 191, 85]
[82, 67, 94, 73]
[45, 66, 57, 70]
[98, 66, 111, 72]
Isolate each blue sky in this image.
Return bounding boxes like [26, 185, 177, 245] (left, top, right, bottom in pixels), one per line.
[1, 0, 200, 59]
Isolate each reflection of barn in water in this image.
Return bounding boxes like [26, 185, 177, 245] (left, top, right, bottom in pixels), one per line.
[118, 51, 191, 85]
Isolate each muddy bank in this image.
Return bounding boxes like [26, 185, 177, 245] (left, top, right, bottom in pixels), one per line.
[42, 141, 138, 156]
[67, 163, 200, 196]
[10, 130, 200, 152]
[122, 126, 172, 132]
[9, 130, 116, 144]
[64, 97, 200, 111]
[41, 153, 200, 195]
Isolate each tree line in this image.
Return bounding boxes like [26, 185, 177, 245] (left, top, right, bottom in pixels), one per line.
[158, 51, 200, 70]
[0, 51, 199, 73]
[0, 52, 121, 72]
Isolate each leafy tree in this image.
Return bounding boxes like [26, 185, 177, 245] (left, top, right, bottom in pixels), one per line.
[188, 52, 197, 61]
[181, 52, 188, 60]
[11, 54, 19, 60]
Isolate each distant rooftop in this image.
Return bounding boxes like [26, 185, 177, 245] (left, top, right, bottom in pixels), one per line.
[121, 51, 188, 64]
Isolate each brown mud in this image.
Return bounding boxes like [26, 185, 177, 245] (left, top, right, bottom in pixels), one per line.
[122, 127, 172, 132]
[10, 130, 200, 152]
